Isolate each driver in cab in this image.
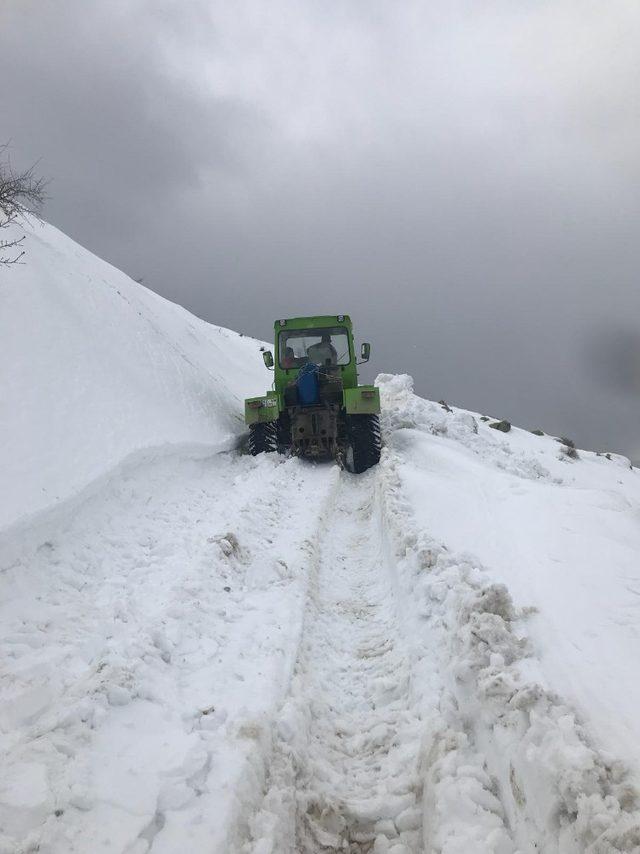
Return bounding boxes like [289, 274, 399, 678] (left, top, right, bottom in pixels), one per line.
[307, 333, 337, 368]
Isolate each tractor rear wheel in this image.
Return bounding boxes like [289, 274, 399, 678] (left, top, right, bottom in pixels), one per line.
[276, 412, 292, 454]
[248, 422, 277, 455]
[345, 414, 381, 474]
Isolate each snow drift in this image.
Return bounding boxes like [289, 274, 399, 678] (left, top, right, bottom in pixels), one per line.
[377, 373, 640, 852]
[3, 219, 640, 853]
[0, 218, 269, 531]
[377, 373, 640, 776]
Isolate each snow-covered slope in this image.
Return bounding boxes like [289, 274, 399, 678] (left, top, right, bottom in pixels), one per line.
[3, 221, 640, 853]
[0, 218, 269, 532]
[376, 375, 640, 852]
[379, 374, 640, 776]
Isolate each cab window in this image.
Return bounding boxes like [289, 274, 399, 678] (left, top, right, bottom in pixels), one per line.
[279, 327, 351, 368]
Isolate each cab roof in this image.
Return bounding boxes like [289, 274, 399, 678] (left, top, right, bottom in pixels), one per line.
[274, 315, 352, 331]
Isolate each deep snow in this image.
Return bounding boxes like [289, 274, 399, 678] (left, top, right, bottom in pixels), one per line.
[378, 374, 640, 776]
[3, 219, 640, 853]
[0, 218, 270, 532]
[0, 451, 335, 853]
[375, 378, 640, 853]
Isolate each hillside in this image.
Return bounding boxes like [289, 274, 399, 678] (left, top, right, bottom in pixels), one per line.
[0, 218, 269, 532]
[2, 221, 640, 853]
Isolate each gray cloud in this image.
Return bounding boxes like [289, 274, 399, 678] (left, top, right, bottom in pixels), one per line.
[2, 0, 640, 456]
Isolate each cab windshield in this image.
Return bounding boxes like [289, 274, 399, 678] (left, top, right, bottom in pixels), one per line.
[279, 327, 351, 369]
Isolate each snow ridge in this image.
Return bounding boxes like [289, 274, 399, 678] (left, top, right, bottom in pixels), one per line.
[377, 374, 554, 483]
[376, 374, 640, 853]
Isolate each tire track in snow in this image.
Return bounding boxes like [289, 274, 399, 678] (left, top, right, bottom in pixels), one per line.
[247, 474, 424, 853]
[245, 460, 523, 854]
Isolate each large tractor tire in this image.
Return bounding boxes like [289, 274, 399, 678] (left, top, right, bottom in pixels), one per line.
[276, 412, 292, 454]
[248, 422, 277, 455]
[345, 414, 381, 474]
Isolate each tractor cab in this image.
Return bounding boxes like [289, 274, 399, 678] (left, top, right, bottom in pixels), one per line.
[274, 317, 358, 383]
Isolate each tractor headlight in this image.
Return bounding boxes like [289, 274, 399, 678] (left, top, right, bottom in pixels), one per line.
[337, 314, 344, 322]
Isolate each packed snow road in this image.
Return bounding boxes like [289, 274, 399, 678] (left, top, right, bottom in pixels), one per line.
[246, 474, 424, 853]
[3, 436, 640, 853]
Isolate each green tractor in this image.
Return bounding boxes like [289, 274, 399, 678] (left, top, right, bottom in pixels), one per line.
[244, 315, 381, 473]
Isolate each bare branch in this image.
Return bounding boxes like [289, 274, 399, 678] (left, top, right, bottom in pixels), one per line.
[0, 234, 26, 266]
[0, 143, 48, 267]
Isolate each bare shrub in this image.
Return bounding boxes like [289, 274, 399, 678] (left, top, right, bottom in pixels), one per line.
[0, 143, 47, 267]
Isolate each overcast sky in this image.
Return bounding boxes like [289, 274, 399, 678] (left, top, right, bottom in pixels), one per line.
[3, 0, 640, 456]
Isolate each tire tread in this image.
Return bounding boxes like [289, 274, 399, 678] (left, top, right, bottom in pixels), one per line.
[248, 422, 277, 455]
[346, 414, 381, 473]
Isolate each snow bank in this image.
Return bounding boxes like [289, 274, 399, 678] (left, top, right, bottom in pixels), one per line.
[0, 218, 269, 531]
[0, 450, 338, 854]
[377, 372, 640, 768]
[377, 373, 640, 852]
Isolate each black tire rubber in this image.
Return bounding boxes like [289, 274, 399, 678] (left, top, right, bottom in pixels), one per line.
[345, 414, 381, 474]
[248, 421, 277, 455]
[275, 412, 292, 454]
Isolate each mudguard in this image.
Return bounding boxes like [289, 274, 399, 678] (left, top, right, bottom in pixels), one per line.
[244, 391, 280, 425]
[343, 385, 380, 415]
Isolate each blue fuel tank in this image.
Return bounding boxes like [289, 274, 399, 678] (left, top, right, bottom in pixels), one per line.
[296, 362, 320, 406]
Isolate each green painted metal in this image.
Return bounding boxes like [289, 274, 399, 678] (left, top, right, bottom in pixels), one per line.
[272, 315, 358, 393]
[244, 390, 279, 424]
[343, 385, 381, 415]
[244, 314, 377, 426]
